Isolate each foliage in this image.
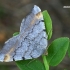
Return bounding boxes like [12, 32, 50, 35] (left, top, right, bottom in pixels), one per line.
[13, 32, 19, 36]
[46, 37, 69, 66]
[42, 10, 52, 40]
[16, 59, 45, 70]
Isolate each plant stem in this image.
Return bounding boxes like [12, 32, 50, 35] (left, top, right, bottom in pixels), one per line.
[42, 55, 49, 70]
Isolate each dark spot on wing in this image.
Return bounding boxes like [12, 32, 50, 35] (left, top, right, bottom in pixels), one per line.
[22, 57, 25, 60]
[43, 29, 46, 32]
[41, 20, 44, 22]
[13, 58, 15, 61]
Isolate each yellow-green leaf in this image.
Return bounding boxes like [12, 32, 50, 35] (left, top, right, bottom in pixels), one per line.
[42, 10, 52, 40]
[46, 37, 69, 66]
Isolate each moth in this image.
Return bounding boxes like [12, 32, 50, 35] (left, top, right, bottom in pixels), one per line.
[0, 5, 48, 62]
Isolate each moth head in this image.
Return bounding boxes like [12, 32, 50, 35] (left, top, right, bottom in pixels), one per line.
[32, 5, 41, 15]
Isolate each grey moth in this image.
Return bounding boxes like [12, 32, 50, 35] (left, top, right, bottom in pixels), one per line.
[0, 5, 48, 62]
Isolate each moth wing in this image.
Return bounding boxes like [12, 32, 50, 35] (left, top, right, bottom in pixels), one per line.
[22, 5, 48, 59]
[0, 35, 21, 62]
[20, 5, 41, 33]
[22, 17, 48, 59]
[14, 5, 48, 59]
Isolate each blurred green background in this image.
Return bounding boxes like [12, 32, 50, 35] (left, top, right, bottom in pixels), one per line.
[0, 0, 70, 70]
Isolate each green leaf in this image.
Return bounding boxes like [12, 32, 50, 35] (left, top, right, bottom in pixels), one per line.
[13, 32, 19, 36]
[16, 59, 45, 70]
[42, 55, 49, 70]
[42, 10, 52, 40]
[68, 41, 70, 57]
[46, 37, 69, 66]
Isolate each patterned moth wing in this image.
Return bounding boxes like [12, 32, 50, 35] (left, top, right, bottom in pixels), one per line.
[0, 5, 48, 62]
